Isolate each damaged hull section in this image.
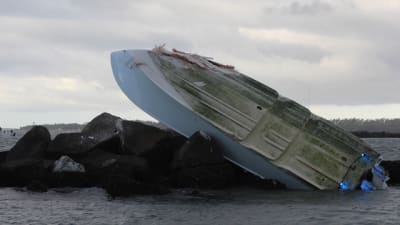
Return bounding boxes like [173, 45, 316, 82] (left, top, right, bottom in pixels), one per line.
[111, 48, 383, 190]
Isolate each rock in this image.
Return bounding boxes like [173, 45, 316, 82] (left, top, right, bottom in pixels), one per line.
[236, 169, 286, 190]
[76, 149, 152, 184]
[46, 172, 92, 188]
[81, 112, 122, 145]
[93, 135, 123, 154]
[47, 133, 98, 156]
[142, 134, 187, 176]
[172, 164, 237, 189]
[53, 156, 86, 173]
[103, 175, 167, 197]
[0, 159, 53, 187]
[170, 131, 236, 189]
[27, 180, 48, 192]
[171, 131, 225, 169]
[0, 151, 8, 164]
[44, 157, 92, 188]
[6, 126, 50, 162]
[381, 161, 400, 184]
[46, 113, 123, 156]
[41, 156, 91, 188]
[117, 120, 172, 155]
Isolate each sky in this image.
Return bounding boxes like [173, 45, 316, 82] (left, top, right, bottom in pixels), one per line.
[1, 0, 400, 128]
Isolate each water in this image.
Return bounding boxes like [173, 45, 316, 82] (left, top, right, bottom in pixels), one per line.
[1, 133, 400, 224]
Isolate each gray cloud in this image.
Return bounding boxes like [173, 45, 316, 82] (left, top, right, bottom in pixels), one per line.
[258, 41, 328, 63]
[264, 0, 334, 15]
[1, 0, 400, 127]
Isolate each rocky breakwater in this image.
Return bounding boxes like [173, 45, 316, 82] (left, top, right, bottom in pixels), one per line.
[0, 113, 284, 197]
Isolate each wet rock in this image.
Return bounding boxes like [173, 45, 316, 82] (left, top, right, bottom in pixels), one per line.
[0, 159, 53, 186]
[46, 113, 123, 156]
[236, 170, 286, 190]
[0, 151, 8, 164]
[27, 180, 48, 192]
[142, 134, 187, 176]
[171, 131, 225, 169]
[46, 172, 92, 188]
[81, 112, 122, 146]
[170, 131, 236, 189]
[53, 156, 86, 173]
[381, 160, 400, 184]
[47, 133, 98, 156]
[118, 120, 172, 155]
[93, 135, 123, 154]
[172, 164, 237, 189]
[76, 149, 151, 184]
[103, 175, 167, 197]
[6, 126, 50, 162]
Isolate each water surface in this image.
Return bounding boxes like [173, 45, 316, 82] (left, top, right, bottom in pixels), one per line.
[0, 132, 399, 224]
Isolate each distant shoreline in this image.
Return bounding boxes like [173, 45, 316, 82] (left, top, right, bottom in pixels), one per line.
[351, 131, 400, 138]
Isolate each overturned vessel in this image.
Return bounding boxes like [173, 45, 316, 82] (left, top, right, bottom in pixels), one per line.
[111, 47, 387, 190]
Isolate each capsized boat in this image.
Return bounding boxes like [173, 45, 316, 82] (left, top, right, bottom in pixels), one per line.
[110, 46, 388, 190]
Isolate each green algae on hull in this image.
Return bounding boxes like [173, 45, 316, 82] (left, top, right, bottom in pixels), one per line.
[149, 51, 380, 190]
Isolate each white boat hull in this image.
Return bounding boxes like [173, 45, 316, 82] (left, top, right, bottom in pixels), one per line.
[111, 50, 313, 189]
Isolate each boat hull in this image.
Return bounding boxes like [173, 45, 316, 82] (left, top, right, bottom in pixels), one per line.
[111, 48, 382, 190]
[111, 50, 313, 189]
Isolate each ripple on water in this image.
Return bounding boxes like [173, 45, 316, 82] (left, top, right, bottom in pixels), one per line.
[0, 135, 400, 224]
[1, 187, 400, 225]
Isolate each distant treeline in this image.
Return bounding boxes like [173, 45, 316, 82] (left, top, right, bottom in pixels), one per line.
[331, 118, 400, 133]
[331, 118, 400, 138]
[20, 123, 84, 132]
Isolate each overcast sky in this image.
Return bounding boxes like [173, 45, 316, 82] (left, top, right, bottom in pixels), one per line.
[1, 0, 400, 128]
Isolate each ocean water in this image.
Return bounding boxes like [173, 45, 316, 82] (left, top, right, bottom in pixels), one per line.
[0, 132, 399, 224]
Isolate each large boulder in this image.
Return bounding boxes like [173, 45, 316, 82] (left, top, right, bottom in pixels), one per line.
[381, 160, 400, 184]
[172, 164, 237, 189]
[235, 169, 286, 190]
[171, 131, 226, 169]
[46, 113, 123, 156]
[170, 131, 236, 189]
[46, 156, 91, 188]
[103, 175, 168, 197]
[141, 134, 187, 177]
[47, 133, 98, 156]
[117, 120, 174, 155]
[53, 156, 86, 173]
[0, 159, 53, 186]
[76, 149, 152, 184]
[81, 112, 122, 144]
[6, 126, 50, 162]
[0, 151, 8, 164]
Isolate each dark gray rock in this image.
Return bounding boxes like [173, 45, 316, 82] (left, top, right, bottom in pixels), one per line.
[46, 172, 92, 188]
[0, 151, 8, 164]
[171, 131, 225, 169]
[103, 175, 168, 197]
[381, 161, 400, 184]
[142, 135, 187, 177]
[0, 159, 53, 186]
[172, 164, 237, 189]
[27, 180, 48, 192]
[93, 135, 123, 154]
[81, 112, 122, 145]
[118, 120, 172, 155]
[6, 126, 50, 162]
[236, 170, 286, 190]
[76, 149, 152, 184]
[46, 113, 123, 156]
[170, 131, 236, 189]
[47, 133, 98, 156]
